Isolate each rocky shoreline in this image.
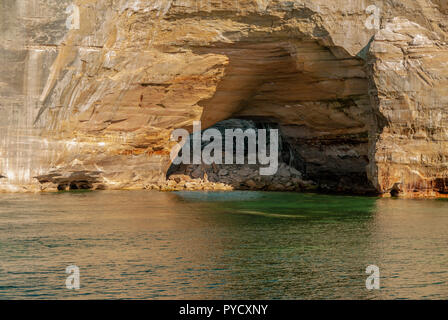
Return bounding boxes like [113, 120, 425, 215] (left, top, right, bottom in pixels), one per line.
[1, 161, 318, 194]
[150, 162, 317, 192]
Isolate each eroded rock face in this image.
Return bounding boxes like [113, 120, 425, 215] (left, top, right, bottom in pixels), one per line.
[1, 0, 448, 197]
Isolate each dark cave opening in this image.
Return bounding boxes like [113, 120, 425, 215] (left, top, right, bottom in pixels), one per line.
[167, 117, 376, 195]
[57, 181, 94, 191]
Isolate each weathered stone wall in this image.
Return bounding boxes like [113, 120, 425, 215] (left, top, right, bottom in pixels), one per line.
[1, 0, 448, 197]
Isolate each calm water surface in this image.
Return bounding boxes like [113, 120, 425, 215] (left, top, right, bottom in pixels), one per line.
[1, 190, 448, 299]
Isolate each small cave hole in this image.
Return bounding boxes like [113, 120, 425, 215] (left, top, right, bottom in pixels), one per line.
[69, 181, 93, 190]
[69, 183, 79, 190]
[390, 183, 402, 197]
[57, 184, 68, 191]
[390, 189, 400, 197]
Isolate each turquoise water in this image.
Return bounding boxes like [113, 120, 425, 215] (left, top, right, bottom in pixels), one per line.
[1, 190, 448, 299]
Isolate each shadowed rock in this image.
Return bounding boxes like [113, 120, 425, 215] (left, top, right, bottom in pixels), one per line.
[35, 170, 104, 191]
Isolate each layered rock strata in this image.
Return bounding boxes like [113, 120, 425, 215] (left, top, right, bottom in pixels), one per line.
[1, 0, 448, 198]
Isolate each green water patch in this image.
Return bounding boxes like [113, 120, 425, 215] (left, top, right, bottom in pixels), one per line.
[174, 191, 378, 221]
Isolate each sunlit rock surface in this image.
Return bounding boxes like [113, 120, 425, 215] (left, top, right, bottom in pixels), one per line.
[1, 0, 448, 197]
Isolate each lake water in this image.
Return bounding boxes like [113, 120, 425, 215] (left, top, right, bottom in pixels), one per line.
[1, 190, 448, 299]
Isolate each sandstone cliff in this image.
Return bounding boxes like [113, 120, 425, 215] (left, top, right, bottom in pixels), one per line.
[1, 0, 448, 197]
